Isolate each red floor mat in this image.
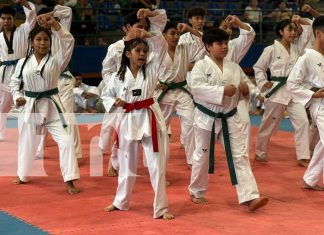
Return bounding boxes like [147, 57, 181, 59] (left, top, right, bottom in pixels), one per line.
[1, 119, 324, 235]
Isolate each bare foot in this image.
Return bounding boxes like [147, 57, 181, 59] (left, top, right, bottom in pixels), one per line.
[190, 195, 208, 205]
[104, 204, 119, 212]
[254, 154, 268, 162]
[65, 181, 80, 195]
[187, 164, 192, 170]
[108, 159, 118, 177]
[162, 212, 175, 220]
[297, 159, 310, 167]
[12, 177, 26, 185]
[247, 197, 269, 211]
[302, 181, 324, 191]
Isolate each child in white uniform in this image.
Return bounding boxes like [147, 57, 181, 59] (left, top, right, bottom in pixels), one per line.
[189, 27, 268, 211]
[10, 18, 80, 195]
[287, 15, 324, 190]
[254, 16, 313, 167]
[102, 35, 174, 219]
[156, 21, 204, 168]
[99, 8, 167, 176]
[0, 1, 36, 141]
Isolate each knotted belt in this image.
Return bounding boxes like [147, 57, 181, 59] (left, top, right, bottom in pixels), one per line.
[157, 80, 192, 102]
[24, 88, 67, 128]
[196, 103, 238, 185]
[265, 76, 288, 98]
[1, 59, 19, 83]
[123, 98, 159, 152]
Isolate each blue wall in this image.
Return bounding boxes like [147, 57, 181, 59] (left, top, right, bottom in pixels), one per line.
[70, 43, 267, 76]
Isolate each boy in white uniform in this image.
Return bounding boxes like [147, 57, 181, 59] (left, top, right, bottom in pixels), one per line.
[287, 15, 324, 190]
[73, 72, 100, 113]
[214, 15, 256, 154]
[0, 0, 36, 141]
[156, 20, 204, 168]
[189, 27, 268, 211]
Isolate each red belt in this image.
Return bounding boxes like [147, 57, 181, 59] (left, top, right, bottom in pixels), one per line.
[123, 98, 159, 152]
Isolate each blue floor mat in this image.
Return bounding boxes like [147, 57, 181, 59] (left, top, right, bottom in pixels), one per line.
[0, 211, 49, 235]
[7, 114, 295, 132]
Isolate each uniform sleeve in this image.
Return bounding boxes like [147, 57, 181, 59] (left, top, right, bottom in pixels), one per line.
[146, 32, 168, 81]
[253, 46, 272, 91]
[287, 56, 314, 107]
[186, 34, 205, 63]
[295, 24, 313, 56]
[52, 24, 75, 72]
[10, 59, 24, 105]
[53, 5, 72, 31]
[19, 1, 37, 35]
[148, 9, 167, 33]
[190, 60, 224, 105]
[101, 75, 118, 112]
[101, 43, 121, 83]
[229, 23, 255, 64]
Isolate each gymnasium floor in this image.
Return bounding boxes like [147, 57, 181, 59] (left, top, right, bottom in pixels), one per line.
[1, 115, 323, 235]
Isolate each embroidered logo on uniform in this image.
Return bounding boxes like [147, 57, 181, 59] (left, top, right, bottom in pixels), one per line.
[202, 149, 208, 152]
[276, 56, 281, 59]
[318, 63, 322, 67]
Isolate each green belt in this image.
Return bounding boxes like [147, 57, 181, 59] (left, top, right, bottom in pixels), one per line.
[1, 59, 19, 83]
[157, 80, 192, 102]
[24, 88, 67, 128]
[265, 76, 288, 98]
[196, 103, 238, 185]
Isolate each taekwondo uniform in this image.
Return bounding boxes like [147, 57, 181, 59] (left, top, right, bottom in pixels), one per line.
[99, 9, 167, 170]
[0, 2, 36, 140]
[10, 25, 79, 182]
[36, 5, 82, 159]
[101, 33, 170, 218]
[287, 49, 324, 187]
[254, 24, 313, 161]
[189, 55, 260, 204]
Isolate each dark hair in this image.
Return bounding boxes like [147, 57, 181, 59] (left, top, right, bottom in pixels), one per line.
[72, 72, 82, 77]
[187, 7, 206, 19]
[163, 20, 178, 33]
[37, 7, 53, 16]
[123, 11, 150, 30]
[274, 19, 296, 37]
[202, 27, 229, 46]
[0, 5, 15, 17]
[213, 16, 227, 28]
[117, 38, 148, 82]
[312, 15, 324, 37]
[18, 24, 52, 80]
